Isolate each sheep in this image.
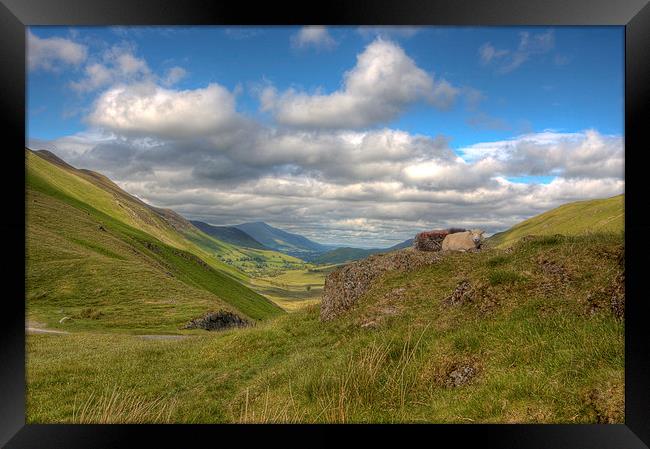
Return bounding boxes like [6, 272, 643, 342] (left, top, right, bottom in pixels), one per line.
[441, 229, 485, 252]
[414, 228, 466, 252]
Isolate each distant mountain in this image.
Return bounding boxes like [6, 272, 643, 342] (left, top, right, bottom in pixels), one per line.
[309, 247, 377, 265]
[310, 238, 414, 265]
[191, 221, 269, 250]
[234, 222, 329, 258]
[386, 238, 414, 251]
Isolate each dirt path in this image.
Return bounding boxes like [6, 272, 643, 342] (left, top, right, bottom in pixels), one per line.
[138, 335, 189, 340]
[26, 327, 69, 335]
[26, 320, 190, 340]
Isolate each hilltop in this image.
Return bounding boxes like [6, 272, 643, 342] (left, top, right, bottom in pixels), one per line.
[488, 195, 624, 248]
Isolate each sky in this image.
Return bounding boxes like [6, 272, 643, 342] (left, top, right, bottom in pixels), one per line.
[27, 26, 624, 248]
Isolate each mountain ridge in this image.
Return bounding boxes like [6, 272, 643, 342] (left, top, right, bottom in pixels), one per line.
[234, 221, 330, 258]
[190, 220, 269, 250]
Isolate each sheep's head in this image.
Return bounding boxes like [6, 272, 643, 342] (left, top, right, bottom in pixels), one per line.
[469, 229, 485, 246]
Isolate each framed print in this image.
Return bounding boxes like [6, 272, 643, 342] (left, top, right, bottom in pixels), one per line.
[1, 0, 649, 447]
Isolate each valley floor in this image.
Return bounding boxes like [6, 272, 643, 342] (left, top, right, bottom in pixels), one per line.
[247, 265, 338, 311]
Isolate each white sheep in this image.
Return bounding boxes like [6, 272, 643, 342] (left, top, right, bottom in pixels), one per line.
[441, 229, 485, 252]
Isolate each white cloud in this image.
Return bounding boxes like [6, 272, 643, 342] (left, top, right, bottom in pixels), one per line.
[479, 30, 555, 73]
[30, 34, 623, 247]
[69, 46, 151, 92]
[459, 129, 623, 179]
[27, 30, 87, 71]
[69, 63, 113, 91]
[291, 26, 336, 49]
[162, 66, 187, 86]
[263, 38, 459, 129]
[37, 113, 624, 246]
[114, 51, 149, 75]
[87, 82, 245, 139]
[478, 43, 509, 64]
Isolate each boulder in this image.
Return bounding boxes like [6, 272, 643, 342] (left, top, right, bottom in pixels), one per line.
[182, 310, 250, 331]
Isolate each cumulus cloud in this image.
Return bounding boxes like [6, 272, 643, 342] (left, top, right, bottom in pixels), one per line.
[480, 30, 555, 73]
[29, 33, 623, 247]
[459, 130, 623, 179]
[86, 82, 246, 139]
[35, 111, 624, 246]
[262, 39, 459, 129]
[27, 30, 87, 71]
[291, 26, 336, 49]
[69, 46, 151, 92]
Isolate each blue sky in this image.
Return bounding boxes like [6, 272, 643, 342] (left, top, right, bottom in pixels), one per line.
[28, 26, 623, 145]
[27, 26, 624, 246]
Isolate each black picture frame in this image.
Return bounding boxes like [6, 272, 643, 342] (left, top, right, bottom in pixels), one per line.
[2, 0, 648, 447]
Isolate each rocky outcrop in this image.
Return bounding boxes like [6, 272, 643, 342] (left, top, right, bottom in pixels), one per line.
[182, 310, 250, 331]
[320, 249, 443, 321]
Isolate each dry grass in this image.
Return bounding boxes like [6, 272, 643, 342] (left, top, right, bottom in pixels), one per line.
[310, 325, 430, 423]
[236, 384, 306, 423]
[71, 386, 177, 423]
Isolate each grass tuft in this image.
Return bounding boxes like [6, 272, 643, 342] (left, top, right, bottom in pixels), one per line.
[488, 269, 526, 286]
[71, 386, 177, 424]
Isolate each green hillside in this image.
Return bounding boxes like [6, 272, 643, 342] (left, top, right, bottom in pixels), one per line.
[26, 149, 283, 331]
[28, 231, 624, 423]
[488, 194, 624, 248]
[181, 226, 306, 278]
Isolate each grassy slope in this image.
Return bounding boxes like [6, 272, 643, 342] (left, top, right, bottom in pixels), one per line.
[36, 150, 305, 282]
[28, 232, 624, 423]
[489, 195, 624, 248]
[27, 150, 283, 329]
[181, 227, 306, 279]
